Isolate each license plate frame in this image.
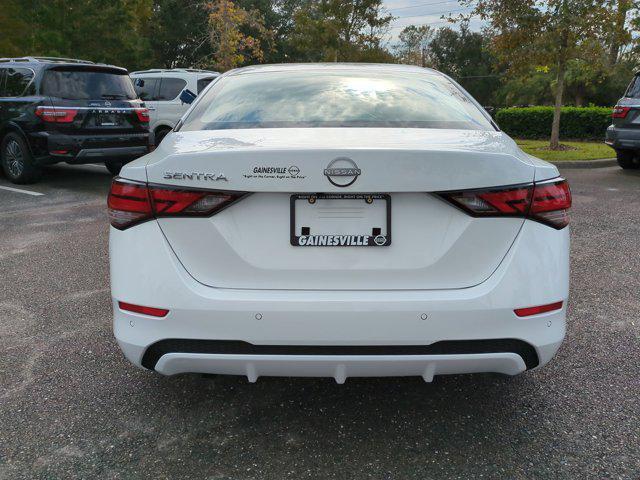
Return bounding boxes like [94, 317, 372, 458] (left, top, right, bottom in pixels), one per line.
[290, 193, 391, 247]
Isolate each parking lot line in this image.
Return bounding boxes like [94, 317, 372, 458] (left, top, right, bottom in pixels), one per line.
[0, 185, 44, 196]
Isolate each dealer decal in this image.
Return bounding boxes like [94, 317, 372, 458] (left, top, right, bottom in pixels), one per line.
[297, 235, 388, 247]
[244, 165, 305, 180]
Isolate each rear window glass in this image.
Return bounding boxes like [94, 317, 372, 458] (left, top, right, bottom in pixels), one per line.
[42, 68, 136, 100]
[180, 70, 494, 131]
[157, 77, 187, 100]
[626, 75, 640, 98]
[197, 76, 216, 94]
[2, 67, 34, 97]
[133, 77, 160, 101]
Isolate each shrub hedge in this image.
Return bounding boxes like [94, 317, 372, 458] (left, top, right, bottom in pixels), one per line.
[494, 106, 612, 140]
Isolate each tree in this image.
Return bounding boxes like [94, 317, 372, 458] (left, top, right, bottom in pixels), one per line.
[395, 25, 433, 66]
[0, 0, 154, 71]
[207, 0, 274, 71]
[288, 0, 393, 62]
[464, 0, 608, 149]
[148, 0, 213, 69]
[427, 25, 500, 107]
[604, 0, 637, 65]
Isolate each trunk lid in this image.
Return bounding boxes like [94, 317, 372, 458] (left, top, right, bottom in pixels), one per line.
[145, 128, 535, 290]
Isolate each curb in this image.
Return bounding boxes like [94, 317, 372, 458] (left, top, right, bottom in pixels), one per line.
[551, 158, 617, 169]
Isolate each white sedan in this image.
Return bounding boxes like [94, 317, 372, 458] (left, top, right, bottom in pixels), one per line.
[108, 63, 571, 383]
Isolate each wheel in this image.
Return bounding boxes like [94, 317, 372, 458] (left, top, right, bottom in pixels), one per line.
[0, 132, 42, 184]
[105, 161, 123, 176]
[616, 150, 640, 169]
[154, 128, 170, 147]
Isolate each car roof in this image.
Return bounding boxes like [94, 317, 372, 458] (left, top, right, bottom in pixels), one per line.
[225, 63, 442, 77]
[0, 57, 127, 73]
[130, 68, 219, 76]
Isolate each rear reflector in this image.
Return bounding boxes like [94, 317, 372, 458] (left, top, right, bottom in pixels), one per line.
[118, 301, 169, 317]
[108, 178, 249, 230]
[35, 106, 78, 123]
[514, 301, 563, 317]
[438, 178, 571, 229]
[612, 106, 630, 118]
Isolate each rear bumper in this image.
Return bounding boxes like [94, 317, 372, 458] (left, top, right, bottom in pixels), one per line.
[605, 125, 640, 150]
[110, 220, 569, 381]
[30, 131, 150, 164]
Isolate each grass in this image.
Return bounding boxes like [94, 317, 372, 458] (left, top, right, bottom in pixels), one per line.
[516, 139, 614, 161]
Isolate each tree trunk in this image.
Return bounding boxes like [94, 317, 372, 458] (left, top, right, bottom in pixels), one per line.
[550, 56, 566, 150]
[608, 0, 631, 66]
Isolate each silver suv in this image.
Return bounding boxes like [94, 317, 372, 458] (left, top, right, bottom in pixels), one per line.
[130, 68, 219, 146]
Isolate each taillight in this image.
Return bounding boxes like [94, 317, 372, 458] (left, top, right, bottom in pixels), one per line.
[107, 178, 248, 230]
[438, 178, 571, 229]
[35, 106, 78, 123]
[529, 179, 572, 229]
[134, 108, 150, 122]
[612, 106, 630, 118]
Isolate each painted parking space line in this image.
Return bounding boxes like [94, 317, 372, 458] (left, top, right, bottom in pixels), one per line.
[0, 185, 44, 196]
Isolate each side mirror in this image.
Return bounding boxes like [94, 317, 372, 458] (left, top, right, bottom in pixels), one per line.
[179, 89, 197, 105]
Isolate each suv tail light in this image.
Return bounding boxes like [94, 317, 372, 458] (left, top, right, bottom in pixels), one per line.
[612, 105, 630, 118]
[134, 108, 150, 122]
[108, 178, 249, 230]
[438, 178, 571, 229]
[35, 106, 78, 123]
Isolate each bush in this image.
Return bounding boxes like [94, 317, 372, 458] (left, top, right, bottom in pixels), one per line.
[495, 106, 612, 140]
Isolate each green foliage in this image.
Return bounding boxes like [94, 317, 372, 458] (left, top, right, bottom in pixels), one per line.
[288, 0, 393, 62]
[496, 106, 612, 140]
[148, 0, 212, 69]
[427, 25, 499, 106]
[0, 0, 154, 71]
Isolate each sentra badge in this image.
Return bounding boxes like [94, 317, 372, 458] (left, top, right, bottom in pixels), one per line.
[163, 172, 228, 181]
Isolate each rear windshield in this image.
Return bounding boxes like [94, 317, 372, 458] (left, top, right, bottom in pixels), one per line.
[180, 70, 494, 131]
[42, 68, 137, 100]
[626, 75, 640, 98]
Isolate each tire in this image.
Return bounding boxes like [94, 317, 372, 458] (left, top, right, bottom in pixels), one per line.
[105, 161, 123, 176]
[154, 127, 170, 147]
[0, 132, 42, 184]
[616, 150, 640, 170]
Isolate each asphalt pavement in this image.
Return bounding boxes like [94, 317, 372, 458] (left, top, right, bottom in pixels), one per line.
[0, 163, 639, 479]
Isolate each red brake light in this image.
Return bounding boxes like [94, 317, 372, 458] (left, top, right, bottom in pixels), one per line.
[530, 179, 572, 229]
[514, 301, 563, 317]
[135, 108, 150, 122]
[108, 178, 248, 230]
[612, 106, 630, 118]
[35, 106, 78, 123]
[107, 180, 153, 229]
[438, 178, 571, 229]
[118, 301, 169, 317]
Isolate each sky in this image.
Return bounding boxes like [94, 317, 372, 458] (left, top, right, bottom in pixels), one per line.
[381, 0, 485, 43]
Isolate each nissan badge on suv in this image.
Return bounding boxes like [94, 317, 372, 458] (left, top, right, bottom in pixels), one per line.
[0, 57, 150, 183]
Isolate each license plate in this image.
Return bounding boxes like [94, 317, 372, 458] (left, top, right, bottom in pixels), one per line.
[97, 114, 120, 126]
[290, 193, 391, 247]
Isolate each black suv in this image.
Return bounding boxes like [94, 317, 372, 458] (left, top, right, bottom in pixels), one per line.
[0, 57, 150, 183]
[605, 71, 640, 170]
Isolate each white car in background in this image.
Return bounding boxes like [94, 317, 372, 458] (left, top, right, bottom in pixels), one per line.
[130, 68, 219, 145]
[109, 64, 571, 383]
